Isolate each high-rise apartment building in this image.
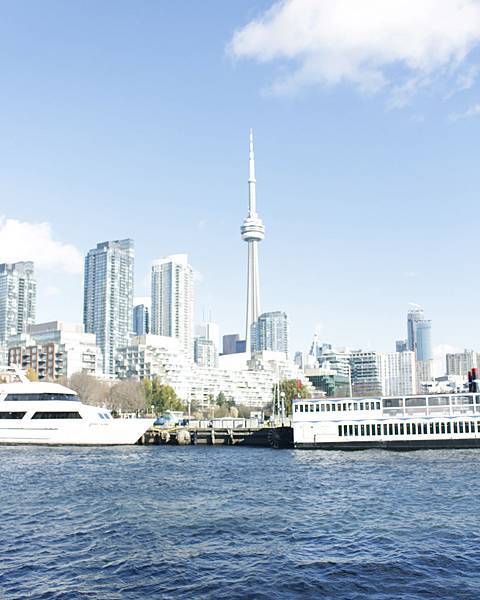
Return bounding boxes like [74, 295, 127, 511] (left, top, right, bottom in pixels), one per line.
[252, 311, 288, 355]
[8, 321, 101, 379]
[379, 351, 416, 396]
[151, 254, 194, 359]
[133, 303, 150, 336]
[194, 337, 218, 368]
[83, 239, 134, 375]
[0, 262, 36, 363]
[222, 334, 240, 355]
[396, 339, 408, 352]
[446, 349, 478, 378]
[350, 351, 383, 396]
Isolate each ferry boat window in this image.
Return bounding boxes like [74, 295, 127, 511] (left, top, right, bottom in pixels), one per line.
[343, 425, 348, 436]
[476, 395, 480, 404]
[32, 412, 82, 419]
[354, 425, 359, 436]
[451, 395, 473, 406]
[394, 424, 399, 435]
[299, 405, 304, 413]
[428, 396, 449, 406]
[342, 403, 347, 411]
[459, 422, 464, 434]
[348, 403, 352, 411]
[366, 424, 370, 435]
[331, 404, 336, 412]
[383, 398, 402, 408]
[399, 423, 404, 435]
[361, 424, 365, 436]
[406, 423, 411, 435]
[0, 411, 26, 419]
[321, 404, 325, 412]
[388, 424, 393, 435]
[429, 423, 434, 434]
[477, 423, 480, 433]
[371, 424, 375, 436]
[473, 421, 476, 433]
[349, 425, 353, 436]
[454, 422, 458, 433]
[435, 423, 440, 434]
[440, 423, 445, 434]
[338, 425, 343, 437]
[405, 397, 426, 407]
[353, 403, 358, 410]
[315, 404, 320, 412]
[465, 422, 470, 433]
[326, 404, 331, 412]
[309, 404, 314, 412]
[359, 403, 364, 411]
[377, 424, 381, 435]
[423, 424, 428, 434]
[383, 424, 388, 435]
[447, 422, 451, 434]
[376, 402, 381, 410]
[294, 405, 298, 412]
[411, 423, 416, 434]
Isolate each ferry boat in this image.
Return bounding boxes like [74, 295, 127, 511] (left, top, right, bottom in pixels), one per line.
[0, 368, 154, 445]
[293, 393, 480, 450]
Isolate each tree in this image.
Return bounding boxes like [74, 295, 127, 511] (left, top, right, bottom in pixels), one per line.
[68, 372, 108, 407]
[275, 379, 311, 415]
[107, 379, 147, 414]
[144, 377, 185, 414]
[25, 367, 38, 382]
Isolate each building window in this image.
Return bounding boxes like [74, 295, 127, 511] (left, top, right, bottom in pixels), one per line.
[338, 425, 343, 437]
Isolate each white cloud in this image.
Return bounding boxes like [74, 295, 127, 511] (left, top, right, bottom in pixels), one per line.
[449, 102, 480, 120]
[0, 217, 83, 274]
[229, 0, 480, 100]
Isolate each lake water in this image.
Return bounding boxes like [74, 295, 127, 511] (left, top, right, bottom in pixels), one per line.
[1, 445, 480, 599]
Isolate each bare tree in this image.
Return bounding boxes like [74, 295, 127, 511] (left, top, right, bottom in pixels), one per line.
[68, 372, 108, 407]
[107, 379, 147, 414]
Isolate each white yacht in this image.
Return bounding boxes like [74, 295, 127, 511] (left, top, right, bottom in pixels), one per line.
[293, 393, 480, 450]
[0, 369, 154, 445]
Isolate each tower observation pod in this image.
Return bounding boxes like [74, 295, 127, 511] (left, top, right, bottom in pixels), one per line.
[241, 129, 265, 353]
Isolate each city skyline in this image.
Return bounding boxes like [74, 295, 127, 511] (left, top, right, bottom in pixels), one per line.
[1, 2, 480, 357]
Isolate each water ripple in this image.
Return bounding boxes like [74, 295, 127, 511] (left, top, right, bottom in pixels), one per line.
[1, 446, 480, 598]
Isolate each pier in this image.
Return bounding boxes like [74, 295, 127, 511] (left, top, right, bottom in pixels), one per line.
[138, 424, 293, 449]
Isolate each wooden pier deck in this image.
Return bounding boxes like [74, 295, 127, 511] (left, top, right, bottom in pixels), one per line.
[138, 425, 293, 449]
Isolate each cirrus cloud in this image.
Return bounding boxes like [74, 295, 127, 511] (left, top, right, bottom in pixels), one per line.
[229, 0, 480, 102]
[0, 216, 83, 274]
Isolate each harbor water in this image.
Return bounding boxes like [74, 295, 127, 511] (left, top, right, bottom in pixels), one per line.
[1, 445, 480, 599]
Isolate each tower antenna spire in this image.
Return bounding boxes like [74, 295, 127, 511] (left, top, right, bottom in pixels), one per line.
[241, 129, 265, 354]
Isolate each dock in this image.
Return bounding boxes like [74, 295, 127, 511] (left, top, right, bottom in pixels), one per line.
[138, 424, 293, 449]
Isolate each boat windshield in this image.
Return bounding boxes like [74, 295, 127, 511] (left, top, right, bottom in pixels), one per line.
[4, 393, 79, 402]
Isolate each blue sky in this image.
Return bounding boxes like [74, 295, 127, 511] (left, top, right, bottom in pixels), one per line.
[1, 0, 480, 357]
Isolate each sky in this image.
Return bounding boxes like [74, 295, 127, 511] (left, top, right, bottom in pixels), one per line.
[1, 0, 480, 360]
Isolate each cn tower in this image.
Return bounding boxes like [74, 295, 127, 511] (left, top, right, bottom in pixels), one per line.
[241, 129, 265, 353]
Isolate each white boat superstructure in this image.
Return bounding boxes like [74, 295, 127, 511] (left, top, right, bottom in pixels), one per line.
[293, 393, 480, 450]
[0, 372, 154, 445]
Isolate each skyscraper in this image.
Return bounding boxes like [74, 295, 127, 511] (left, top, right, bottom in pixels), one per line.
[0, 261, 36, 363]
[252, 311, 288, 355]
[241, 130, 265, 353]
[83, 239, 134, 375]
[151, 254, 194, 358]
[133, 303, 150, 336]
[406, 305, 433, 384]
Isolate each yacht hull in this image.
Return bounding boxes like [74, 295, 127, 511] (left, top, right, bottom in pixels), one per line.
[0, 419, 154, 445]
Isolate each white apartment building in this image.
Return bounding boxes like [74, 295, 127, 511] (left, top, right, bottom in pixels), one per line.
[379, 351, 416, 396]
[151, 254, 194, 359]
[0, 262, 36, 364]
[446, 349, 478, 378]
[116, 336, 311, 409]
[8, 321, 101, 380]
